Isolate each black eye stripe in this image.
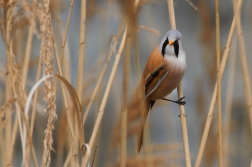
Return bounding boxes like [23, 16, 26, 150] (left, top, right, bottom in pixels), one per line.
[173, 40, 179, 57]
[161, 37, 168, 57]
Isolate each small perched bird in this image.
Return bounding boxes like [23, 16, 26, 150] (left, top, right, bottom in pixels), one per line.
[131, 29, 186, 152]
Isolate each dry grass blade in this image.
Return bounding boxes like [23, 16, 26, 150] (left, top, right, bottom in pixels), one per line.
[21, 26, 33, 89]
[223, 37, 237, 166]
[73, 0, 86, 166]
[55, 0, 75, 140]
[51, 21, 76, 147]
[59, 0, 74, 63]
[77, 0, 86, 98]
[91, 145, 98, 167]
[167, 0, 192, 166]
[28, 50, 43, 166]
[4, 2, 15, 166]
[120, 35, 131, 167]
[185, 0, 198, 11]
[55, 74, 85, 155]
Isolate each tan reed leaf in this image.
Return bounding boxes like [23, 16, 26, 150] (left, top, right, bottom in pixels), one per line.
[223, 37, 237, 166]
[55, 74, 85, 154]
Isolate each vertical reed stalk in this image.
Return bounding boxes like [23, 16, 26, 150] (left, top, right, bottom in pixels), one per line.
[25, 4, 42, 165]
[223, 37, 237, 167]
[167, 0, 192, 167]
[21, 21, 34, 167]
[77, 2, 87, 162]
[77, 0, 86, 97]
[120, 0, 139, 164]
[120, 37, 130, 167]
[232, 0, 252, 134]
[120, 109, 127, 167]
[215, 0, 223, 166]
[57, 0, 75, 140]
[5, 1, 14, 166]
[49, 6, 77, 166]
[21, 26, 33, 89]
[195, 0, 242, 166]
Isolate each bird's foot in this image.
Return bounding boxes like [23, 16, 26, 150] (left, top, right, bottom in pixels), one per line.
[161, 96, 186, 105]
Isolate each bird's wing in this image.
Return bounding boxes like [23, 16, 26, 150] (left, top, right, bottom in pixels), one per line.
[142, 47, 169, 99]
[144, 66, 169, 99]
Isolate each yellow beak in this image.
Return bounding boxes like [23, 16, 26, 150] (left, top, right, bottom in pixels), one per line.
[168, 40, 174, 45]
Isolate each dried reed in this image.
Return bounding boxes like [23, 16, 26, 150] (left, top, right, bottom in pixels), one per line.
[223, 35, 237, 167]
[215, 0, 223, 166]
[167, 0, 192, 166]
[72, 0, 86, 166]
[232, 0, 252, 134]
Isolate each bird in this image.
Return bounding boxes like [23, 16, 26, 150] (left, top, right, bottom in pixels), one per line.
[130, 29, 186, 152]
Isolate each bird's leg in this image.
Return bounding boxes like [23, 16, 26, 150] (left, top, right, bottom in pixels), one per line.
[161, 96, 186, 105]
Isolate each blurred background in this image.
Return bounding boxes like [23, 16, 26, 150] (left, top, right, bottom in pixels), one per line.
[0, 0, 252, 166]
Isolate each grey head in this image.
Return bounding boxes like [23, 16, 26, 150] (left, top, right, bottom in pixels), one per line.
[159, 29, 184, 57]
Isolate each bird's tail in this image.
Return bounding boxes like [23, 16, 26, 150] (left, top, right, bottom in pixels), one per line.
[137, 99, 150, 153]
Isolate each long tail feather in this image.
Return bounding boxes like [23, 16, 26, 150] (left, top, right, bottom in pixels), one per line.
[137, 100, 150, 153]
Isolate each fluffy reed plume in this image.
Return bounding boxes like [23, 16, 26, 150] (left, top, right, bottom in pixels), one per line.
[39, 0, 57, 166]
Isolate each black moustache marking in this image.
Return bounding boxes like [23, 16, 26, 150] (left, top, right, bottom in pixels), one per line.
[162, 38, 179, 57]
[173, 40, 179, 57]
[161, 37, 168, 57]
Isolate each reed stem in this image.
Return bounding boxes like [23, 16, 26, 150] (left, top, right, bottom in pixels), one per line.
[215, 0, 223, 166]
[167, 0, 192, 166]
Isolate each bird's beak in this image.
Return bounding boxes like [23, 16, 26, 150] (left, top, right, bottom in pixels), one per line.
[168, 40, 174, 45]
